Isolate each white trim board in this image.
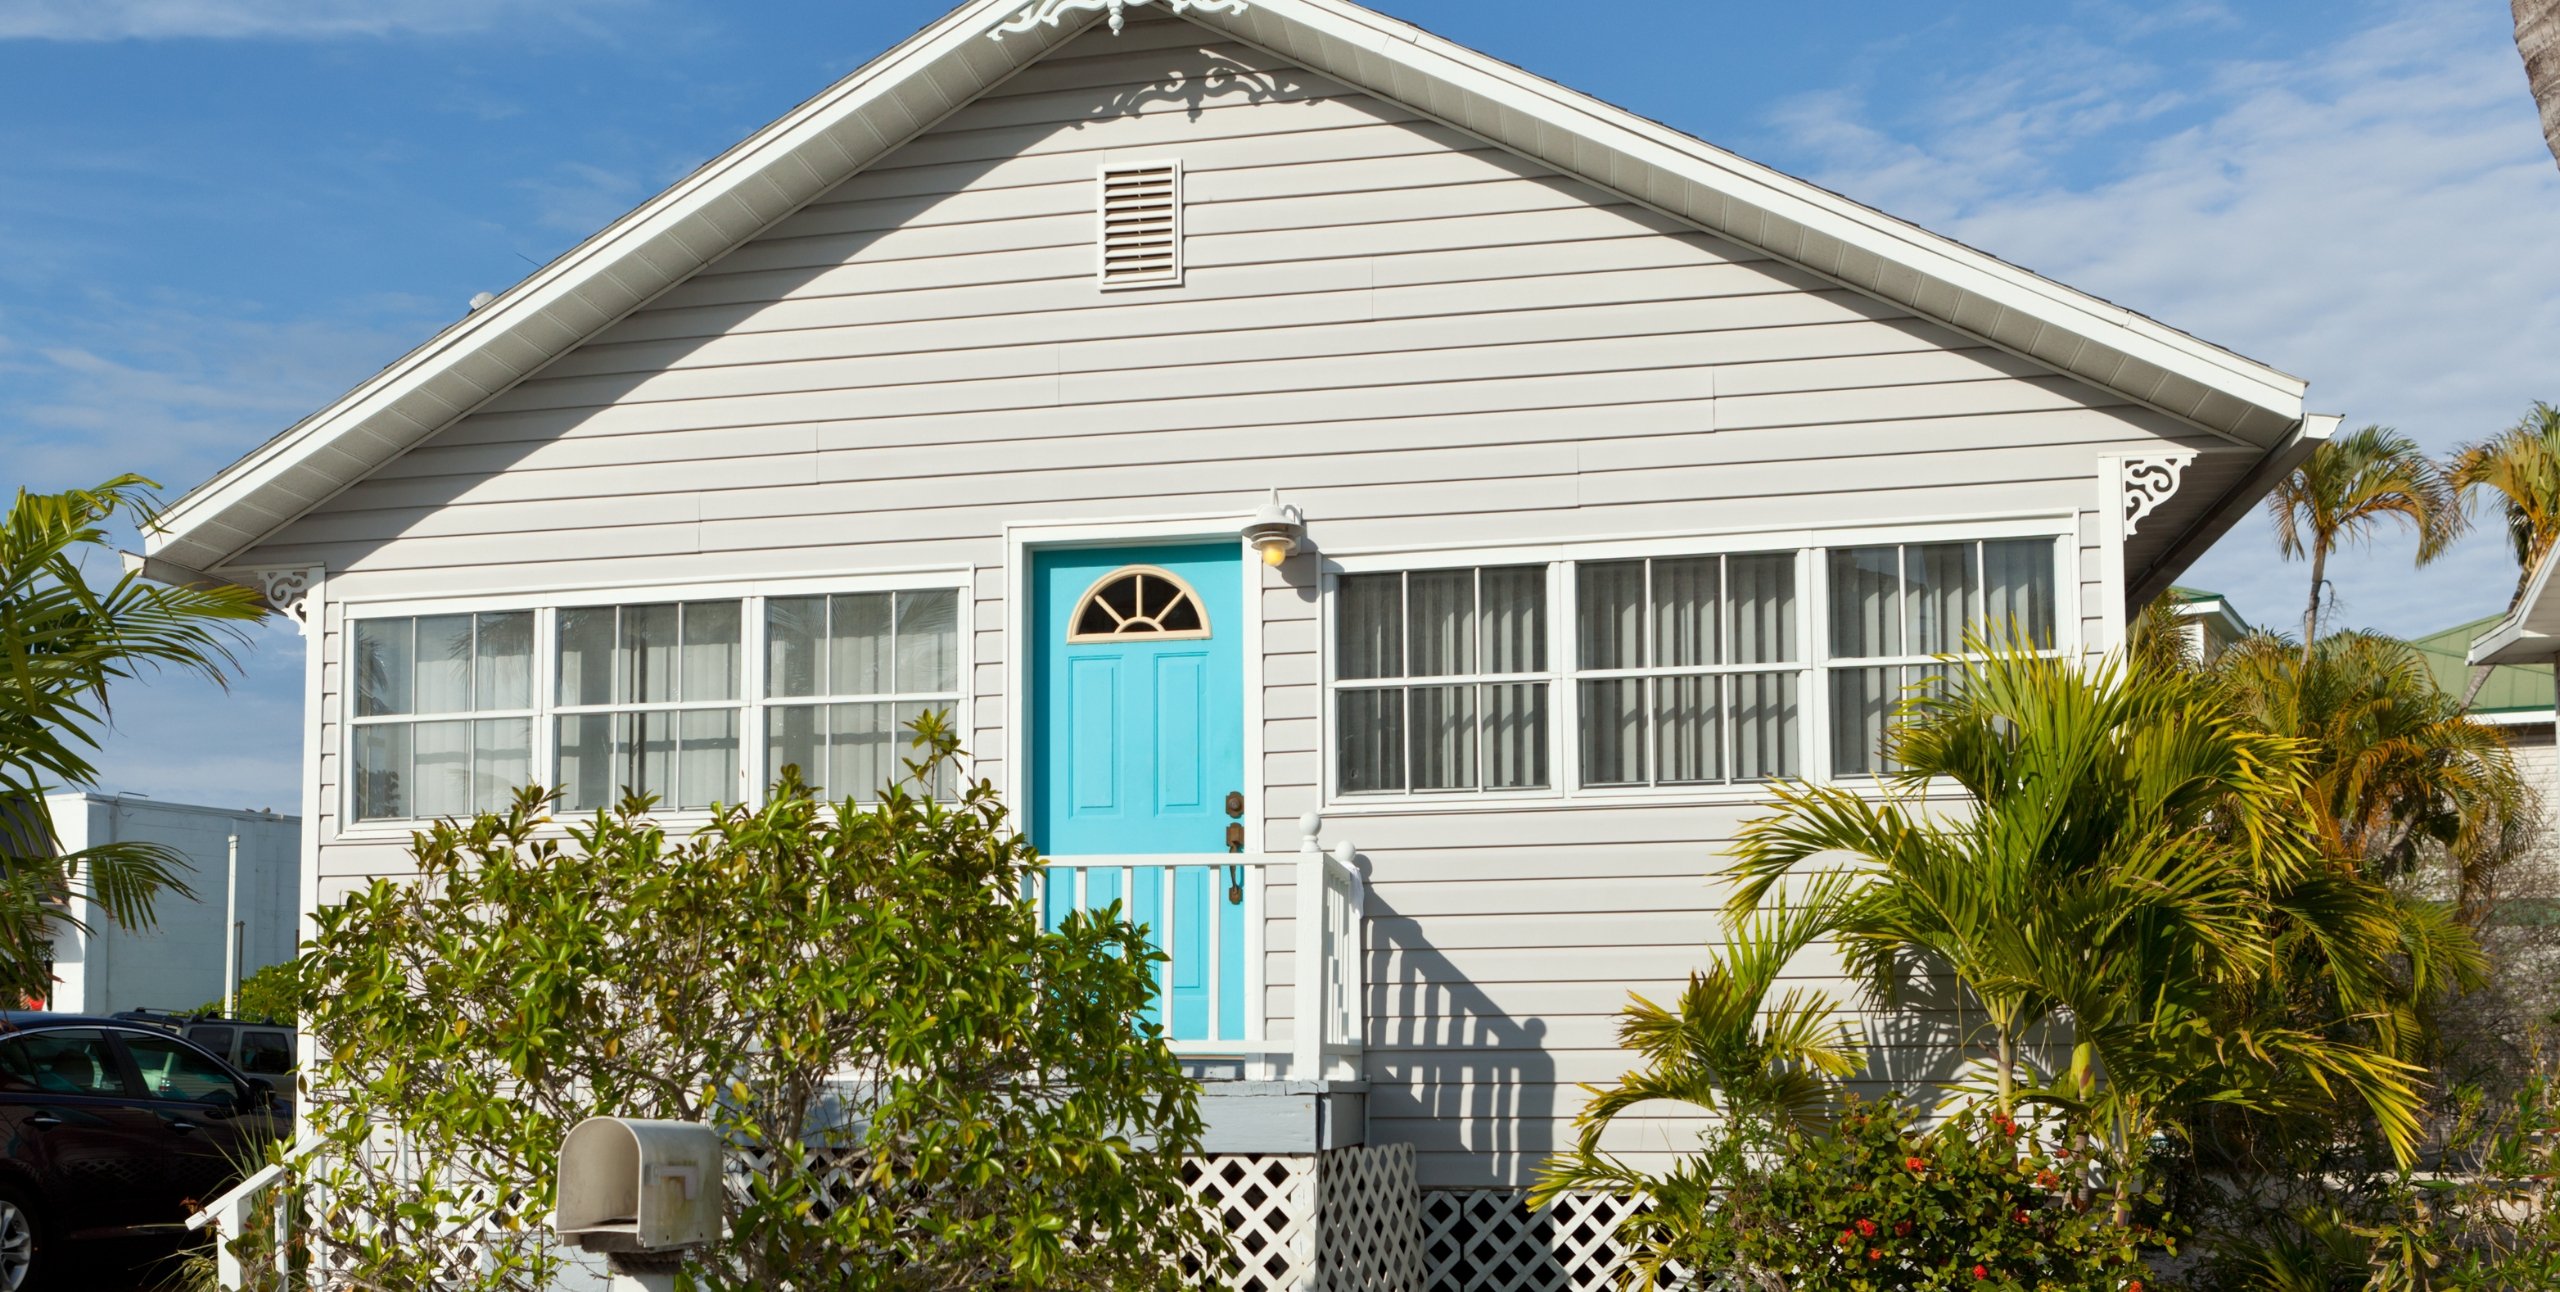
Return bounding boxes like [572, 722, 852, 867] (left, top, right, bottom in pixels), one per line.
[142, 0, 2309, 585]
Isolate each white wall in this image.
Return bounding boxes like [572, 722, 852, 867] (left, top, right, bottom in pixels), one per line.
[44, 794, 299, 1016]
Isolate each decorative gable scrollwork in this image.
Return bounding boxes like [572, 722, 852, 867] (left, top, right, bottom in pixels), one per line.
[254, 568, 322, 635]
[990, 0, 1250, 40]
[2120, 456, 2194, 538]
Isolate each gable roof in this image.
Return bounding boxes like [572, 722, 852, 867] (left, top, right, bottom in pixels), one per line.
[144, 0, 2317, 581]
[2421, 612, 2556, 718]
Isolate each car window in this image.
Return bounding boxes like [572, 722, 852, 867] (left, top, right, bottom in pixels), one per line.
[187, 1027, 234, 1062]
[0, 1030, 129, 1097]
[121, 1033, 241, 1105]
[238, 1031, 292, 1076]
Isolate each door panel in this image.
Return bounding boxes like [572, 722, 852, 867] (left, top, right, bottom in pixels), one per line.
[0, 1030, 167, 1237]
[117, 1031, 271, 1226]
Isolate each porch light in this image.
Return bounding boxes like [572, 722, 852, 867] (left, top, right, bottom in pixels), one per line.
[1245, 492, 1303, 567]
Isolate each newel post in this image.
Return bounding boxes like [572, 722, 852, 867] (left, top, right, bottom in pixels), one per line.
[1294, 811, 1324, 1080]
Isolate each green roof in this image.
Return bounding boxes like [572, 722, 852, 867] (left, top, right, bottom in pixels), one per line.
[2409, 615, 2555, 715]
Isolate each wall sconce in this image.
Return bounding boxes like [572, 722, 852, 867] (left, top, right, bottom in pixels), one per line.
[1244, 492, 1304, 567]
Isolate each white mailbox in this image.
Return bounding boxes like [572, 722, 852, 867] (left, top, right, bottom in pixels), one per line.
[554, 1118, 724, 1255]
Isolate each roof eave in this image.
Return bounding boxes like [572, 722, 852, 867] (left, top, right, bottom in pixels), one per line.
[2126, 414, 2340, 609]
[2470, 548, 2560, 666]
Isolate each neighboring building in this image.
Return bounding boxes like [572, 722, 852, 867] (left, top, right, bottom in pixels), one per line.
[42, 794, 298, 1016]
[2168, 585, 2253, 664]
[136, 0, 2329, 1279]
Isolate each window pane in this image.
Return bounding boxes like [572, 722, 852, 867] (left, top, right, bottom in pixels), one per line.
[1982, 538, 2056, 649]
[473, 717, 532, 814]
[1410, 571, 1475, 677]
[236, 1032, 292, 1076]
[1655, 674, 1722, 785]
[350, 619, 412, 717]
[830, 593, 892, 696]
[473, 613, 533, 711]
[1827, 548, 1902, 660]
[8, 1031, 125, 1097]
[1577, 561, 1645, 670]
[1731, 672, 1799, 781]
[124, 1034, 240, 1105]
[1652, 558, 1719, 668]
[1410, 684, 1477, 791]
[1483, 682, 1549, 789]
[1481, 566, 1546, 674]
[352, 723, 410, 821]
[1337, 575, 1404, 681]
[676, 709, 738, 811]
[897, 701, 957, 799]
[1728, 554, 1797, 665]
[557, 608, 616, 707]
[894, 590, 960, 693]
[829, 701, 896, 803]
[766, 597, 824, 699]
[1336, 689, 1405, 793]
[679, 602, 742, 703]
[1904, 542, 1978, 656]
[1579, 678, 1645, 787]
[621, 604, 681, 704]
[556, 714, 616, 813]
[625, 710, 676, 804]
[411, 719, 472, 819]
[1829, 665, 1897, 777]
[412, 615, 474, 716]
[768, 703, 823, 791]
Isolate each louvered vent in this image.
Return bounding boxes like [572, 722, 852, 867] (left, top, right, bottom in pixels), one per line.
[1098, 161, 1183, 289]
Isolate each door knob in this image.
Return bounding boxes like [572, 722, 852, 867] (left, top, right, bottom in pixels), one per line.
[1224, 791, 1245, 819]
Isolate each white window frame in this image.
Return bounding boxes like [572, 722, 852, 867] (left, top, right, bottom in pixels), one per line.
[1319, 517, 2079, 813]
[334, 569, 974, 841]
[1327, 562, 1565, 797]
[341, 611, 541, 825]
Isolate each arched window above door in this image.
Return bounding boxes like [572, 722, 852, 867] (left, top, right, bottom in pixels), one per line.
[1069, 566, 1211, 641]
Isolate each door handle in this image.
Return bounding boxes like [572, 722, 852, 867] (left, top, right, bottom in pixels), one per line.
[167, 1120, 200, 1135]
[24, 1114, 59, 1129]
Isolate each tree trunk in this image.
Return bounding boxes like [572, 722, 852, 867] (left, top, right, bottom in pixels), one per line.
[1997, 1028, 2016, 1116]
[2303, 541, 2329, 654]
[2520, 0, 2560, 171]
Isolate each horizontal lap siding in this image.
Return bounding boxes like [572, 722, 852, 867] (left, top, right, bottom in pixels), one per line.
[261, 15, 2241, 1190]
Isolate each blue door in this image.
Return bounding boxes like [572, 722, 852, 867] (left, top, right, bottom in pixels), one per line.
[1031, 542, 1247, 1042]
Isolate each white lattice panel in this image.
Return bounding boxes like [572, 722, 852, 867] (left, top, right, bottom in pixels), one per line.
[1189, 1155, 1318, 1291]
[1420, 1189, 1701, 1292]
[1315, 1143, 1420, 1291]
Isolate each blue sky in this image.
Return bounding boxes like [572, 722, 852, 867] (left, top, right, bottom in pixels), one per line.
[2, 0, 2553, 811]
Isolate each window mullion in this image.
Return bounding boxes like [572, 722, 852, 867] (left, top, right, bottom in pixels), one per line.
[743, 594, 767, 809]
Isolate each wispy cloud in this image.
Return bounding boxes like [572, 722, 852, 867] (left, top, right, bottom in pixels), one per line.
[1769, 0, 2560, 636]
[0, 0, 633, 42]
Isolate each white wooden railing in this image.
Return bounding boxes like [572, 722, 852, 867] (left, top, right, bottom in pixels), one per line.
[1034, 812, 1364, 1081]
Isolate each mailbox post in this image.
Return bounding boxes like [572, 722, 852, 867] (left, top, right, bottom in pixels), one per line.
[553, 1118, 726, 1291]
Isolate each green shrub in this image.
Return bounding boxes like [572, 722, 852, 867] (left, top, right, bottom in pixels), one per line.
[192, 958, 302, 1025]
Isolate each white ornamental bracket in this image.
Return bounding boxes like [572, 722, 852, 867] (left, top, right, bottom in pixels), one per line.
[255, 568, 323, 637]
[2119, 455, 2194, 538]
[990, 0, 1250, 39]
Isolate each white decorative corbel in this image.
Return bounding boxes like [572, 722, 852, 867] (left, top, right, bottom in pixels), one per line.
[2120, 456, 2194, 537]
[254, 568, 322, 636]
[989, 0, 1249, 40]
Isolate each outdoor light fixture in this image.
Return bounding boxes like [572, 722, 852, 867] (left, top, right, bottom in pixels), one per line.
[1245, 492, 1303, 567]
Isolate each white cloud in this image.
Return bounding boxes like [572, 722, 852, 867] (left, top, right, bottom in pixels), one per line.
[0, 0, 629, 41]
[1769, 0, 2560, 637]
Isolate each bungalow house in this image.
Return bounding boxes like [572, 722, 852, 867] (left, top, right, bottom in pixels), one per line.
[142, 0, 2330, 1284]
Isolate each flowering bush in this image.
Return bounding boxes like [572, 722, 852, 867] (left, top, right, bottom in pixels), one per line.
[1685, 1097, 2164, 1291]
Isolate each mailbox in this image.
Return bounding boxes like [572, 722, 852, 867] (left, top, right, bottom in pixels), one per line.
[554, 1118, 724, 1255]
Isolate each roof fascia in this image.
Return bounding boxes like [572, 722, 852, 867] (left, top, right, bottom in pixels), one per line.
[2126, 414, 2339, 609]
[2470, 548, 2560, 666]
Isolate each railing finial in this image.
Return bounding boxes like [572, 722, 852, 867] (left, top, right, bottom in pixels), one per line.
[1298, 810, 1322, 848]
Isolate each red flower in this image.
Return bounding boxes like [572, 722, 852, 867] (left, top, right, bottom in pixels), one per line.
[1838, 1230, 1856, 1248]
[2127, 1283, 2144, 1292]
[2014, 1209, 2032, 1225]
[2037, 1170, 2059, 1189]
[1893, 1220, 1912, 1238]
[1973, 1266, 1989, 1281]
[1905, 1155, 1928, 1172]
[1855, 1218, 1877, 1238]
[1867, 1248, 1884, 1262]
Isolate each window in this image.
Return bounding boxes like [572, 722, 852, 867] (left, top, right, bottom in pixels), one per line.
[187, 1027, 234, 1063]
[344, 579, 967, 826]
[349, 612, 533, 821]
[1826, 538, 2057, 776]
[1575, 553, 1800, 787]
[1070, 567, 1208, 640]
[237, 1030, 294, 1077]
[1334, 566, 1551, 794]
[0, 1030, 125, 1097]
[764, 589, 961, 802]
[556, 601, 744, 813]
[123, 1033, 243, 1105]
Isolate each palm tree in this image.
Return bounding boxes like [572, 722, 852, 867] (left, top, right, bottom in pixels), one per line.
[0, 476, 266, 1004]
[2519, 0, 2560, 171]
[2447, 403, 2560, 708]
[1726, 640, 2430, 1173]
[2266, 425, 2459, 651]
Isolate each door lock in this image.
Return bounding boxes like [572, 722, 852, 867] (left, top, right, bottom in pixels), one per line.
[1224, 791, 1246, 819]
[1224, 821, 1246, 853]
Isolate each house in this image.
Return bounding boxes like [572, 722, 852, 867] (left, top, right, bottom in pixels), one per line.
[2168, 585, 2253, 664]
[139, 0, 2328, 1283]
[41, 794, 298, 1017]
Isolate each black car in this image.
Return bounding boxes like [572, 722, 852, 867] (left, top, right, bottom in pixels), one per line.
[0, 1014, 289, 1290]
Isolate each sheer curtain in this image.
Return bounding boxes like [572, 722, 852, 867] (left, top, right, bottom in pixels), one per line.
[762, 590, 959, 802]
[556, 601, 743, 811]
[349, 612, 533, 822]
[1336, 567, 1548, 794]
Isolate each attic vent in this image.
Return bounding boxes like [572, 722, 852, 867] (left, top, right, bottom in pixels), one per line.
[1098, 161, 1183, 289]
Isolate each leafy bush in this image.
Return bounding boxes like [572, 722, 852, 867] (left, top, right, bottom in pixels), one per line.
[192, 958, 302, 1024]
[291, 717, 1220, 1291]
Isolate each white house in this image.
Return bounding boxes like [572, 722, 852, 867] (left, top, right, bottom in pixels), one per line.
[141, 0, 2329, 1283]
[41, 794, 298, 1017]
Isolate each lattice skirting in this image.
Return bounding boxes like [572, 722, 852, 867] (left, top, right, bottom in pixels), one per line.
[1421, 1189, 1704, 1292]
[1186, 1145, 1421, 1292]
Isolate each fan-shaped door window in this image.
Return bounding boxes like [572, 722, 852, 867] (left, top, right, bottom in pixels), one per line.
[1069, 566, 1211, 642]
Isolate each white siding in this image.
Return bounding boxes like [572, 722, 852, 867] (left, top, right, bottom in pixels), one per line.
[248, 14, 2241, 1188]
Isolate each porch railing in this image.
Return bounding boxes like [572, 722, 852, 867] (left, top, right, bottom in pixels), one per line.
[1033, 813, 1364, 1081]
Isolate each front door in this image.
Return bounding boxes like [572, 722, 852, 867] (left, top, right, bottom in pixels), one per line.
[1030, 541, 1247, 1042]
